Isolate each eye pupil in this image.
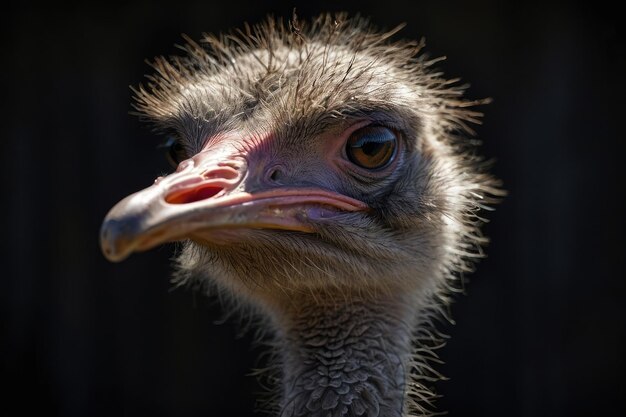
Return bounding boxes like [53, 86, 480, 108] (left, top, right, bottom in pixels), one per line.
[360, 141, 384, 156]
[346, 126, 398, 170]
[159, 137, 187, 168]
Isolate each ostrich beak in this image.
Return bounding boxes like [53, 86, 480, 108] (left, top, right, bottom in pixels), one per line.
[100, 155, 367, 262]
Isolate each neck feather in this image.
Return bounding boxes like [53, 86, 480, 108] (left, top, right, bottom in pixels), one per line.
[269, 292, 418, 417]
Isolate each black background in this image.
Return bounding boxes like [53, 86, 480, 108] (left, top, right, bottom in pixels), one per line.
[2, 1, 625, 416]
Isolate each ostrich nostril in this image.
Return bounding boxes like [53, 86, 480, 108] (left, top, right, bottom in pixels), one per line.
[165, 185, 223, 204]
[202, 167, 239, 181]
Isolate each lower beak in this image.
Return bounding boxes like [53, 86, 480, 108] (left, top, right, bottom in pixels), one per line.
[100, 162, 367, 262]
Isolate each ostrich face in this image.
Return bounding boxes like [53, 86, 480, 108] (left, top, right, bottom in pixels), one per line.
[101, 18, 490, 302]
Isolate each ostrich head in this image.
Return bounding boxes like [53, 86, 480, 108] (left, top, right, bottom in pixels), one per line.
[101, 13, 501, 416]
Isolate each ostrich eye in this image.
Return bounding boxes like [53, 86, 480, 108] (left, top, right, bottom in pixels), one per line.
[346, 125, 398, 170]
[159, 137, 187, 168]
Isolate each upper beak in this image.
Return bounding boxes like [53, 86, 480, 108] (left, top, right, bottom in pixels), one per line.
[100, 153, 368, 262]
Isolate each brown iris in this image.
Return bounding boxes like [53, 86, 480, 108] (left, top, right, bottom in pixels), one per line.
[346, 125, 398, 170]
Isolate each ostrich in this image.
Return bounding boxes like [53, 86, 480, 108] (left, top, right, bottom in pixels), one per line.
[101, 13, 501, 417]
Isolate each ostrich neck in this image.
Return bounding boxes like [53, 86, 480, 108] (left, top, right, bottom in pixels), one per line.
[273, 293, 416, 417]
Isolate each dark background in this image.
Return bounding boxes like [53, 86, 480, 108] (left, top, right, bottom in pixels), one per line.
[2, 1, 625, 416]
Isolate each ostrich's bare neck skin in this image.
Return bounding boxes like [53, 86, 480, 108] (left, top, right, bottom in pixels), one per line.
[269, 292, 416, 416]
